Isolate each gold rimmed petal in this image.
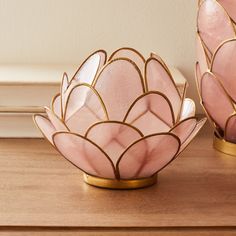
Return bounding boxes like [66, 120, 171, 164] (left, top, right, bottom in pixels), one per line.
[170, 117, 197, 144]
[60, 72, 69, 117]
[211, 39, 236, 102]
[53, 132, 117, 179]
[123, 91, 175, 136]
[179, 98, 196, 121]
[70, 49, 107, 85]
[197, 0, 235, 55]
[150, 52, 171, 74]
[225, 113, 236, 143]
[93, 58, 145, 121]
[218, 0, 236, 24]
[116, 133, 180, 180]
[64, 83, 108, 135]
[45, 107, 69, 132]
[85, 121, 143, 165]
[145, 57, 181, 121]
[51, 93, 62, 119]
[33, 114, 56, 144]
[178, 118, 207, 154]
[108, 47, 145, 72]
[201, 71, 235, 130]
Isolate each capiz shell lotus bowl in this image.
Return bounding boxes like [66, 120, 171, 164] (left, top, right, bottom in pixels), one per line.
[197, 0, 236, 156]
[34, 47, 206, 189]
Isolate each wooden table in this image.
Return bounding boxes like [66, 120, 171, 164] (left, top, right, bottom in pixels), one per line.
[1, 124, 236, 235]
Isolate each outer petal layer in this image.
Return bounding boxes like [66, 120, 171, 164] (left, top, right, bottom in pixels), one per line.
[86, 121, 143, 164]
[34, 115, 56, 144]
[117, 133, 180, 179]
[53, 132, 116, 179]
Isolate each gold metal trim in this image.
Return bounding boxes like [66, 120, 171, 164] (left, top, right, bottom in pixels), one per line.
[213, 133, 236, 156]
[83, 173, 157, 190]
[108, 47, 145, 63]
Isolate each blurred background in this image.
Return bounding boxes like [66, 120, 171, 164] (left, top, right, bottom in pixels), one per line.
[0, 0, 199, 111]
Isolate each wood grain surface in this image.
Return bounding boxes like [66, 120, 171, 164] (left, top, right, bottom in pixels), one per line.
[0, 123, 236, 235]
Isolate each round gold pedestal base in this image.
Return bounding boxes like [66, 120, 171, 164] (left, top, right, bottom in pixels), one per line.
[213, 134, 236, 156]
[83, 174, 157, 190]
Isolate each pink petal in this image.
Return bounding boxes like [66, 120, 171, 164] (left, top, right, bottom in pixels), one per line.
[123, 92, 175, 135]
[197, 0, 235, 54]
[145, 58, 181, 121]
[61, 73, 69, 116]
[150, 52, 170, 73]
[45, 107, 69, 132]
[201, 72, 235, 130]
[94, 58, 144, 120]
[225, 114, 236, 143]
[211, 39, 236, 102]
[218, 0, 236, 23]
[86, 121, 143, 164]
[64, 84, 108, 135]
[196, 33, 209, 76]
[34, 115, 56, 144]
[109, 47, 145, 72]
[53, 132, 116, 178]
[170, 117, 197, 144]
[179, 118, 207, 154]
[117, 133, 180, 179]
[51, 93, 62, 118]
[180, 98, 196, 121]
[71, 50, 107, 85]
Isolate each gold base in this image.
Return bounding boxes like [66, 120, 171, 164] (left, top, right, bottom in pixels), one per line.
[213, 134, 236, 156]
[83, 174, 157, 190]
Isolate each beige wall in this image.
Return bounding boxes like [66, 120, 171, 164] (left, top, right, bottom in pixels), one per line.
[0, 0, 200, 112]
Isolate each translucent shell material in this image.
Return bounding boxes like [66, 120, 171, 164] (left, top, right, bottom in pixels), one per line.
[197, 0, 235, 54]
[71, 50, 107, 85]
[170, 117, 197, 144]
[108, 47, 145, 72]
[94, 58, 144, 121]
[117, 133, 180, 179]
[218, 0, 236, 23]
[34, 115, 56, 144]
[53, 132, 116, 179]
[86, 121, 143, 164]
[51, 93, 61, 118]
[123, 92, 175, 135]
[45, 107, 69, 132]
[178, 118, 207, 154]
[201, 72, 235, 130]
[225, 114, 236, 143]
[211, 39, 236, 102]
[145, 58, 181, 120]
[64, 84, 108, 135]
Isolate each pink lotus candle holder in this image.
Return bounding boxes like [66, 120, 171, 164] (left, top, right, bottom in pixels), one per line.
[34, 47, 206, 189]
[197, 0, 236, 156]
